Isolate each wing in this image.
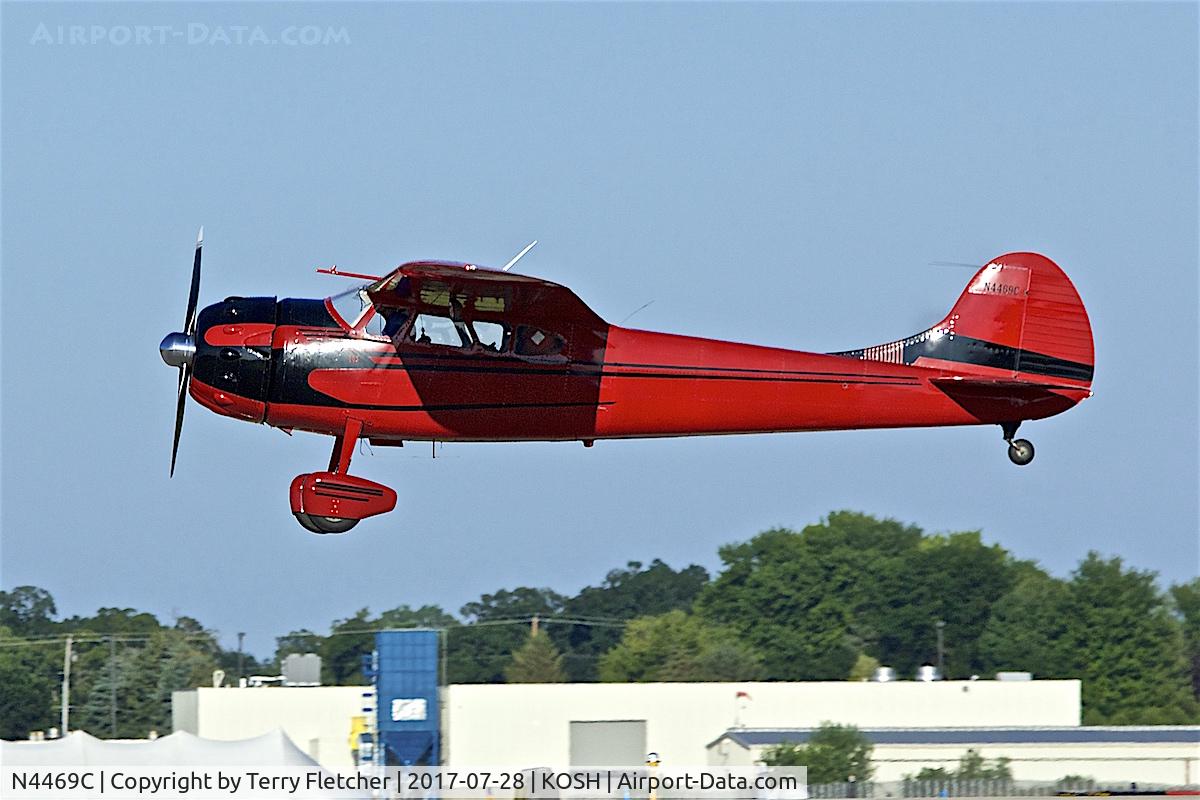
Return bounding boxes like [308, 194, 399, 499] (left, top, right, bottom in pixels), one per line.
[365, 261, 606, 327]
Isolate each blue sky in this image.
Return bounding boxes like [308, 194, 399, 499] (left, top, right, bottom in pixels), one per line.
[2, 2, 1196, 657]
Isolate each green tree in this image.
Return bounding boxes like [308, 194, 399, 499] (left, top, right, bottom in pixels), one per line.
[0, 587, 58, 636]
[760, 723, 873, 783]
[321, 609, 374, 686]
[598, 610, 763, 682]
[63, 608, 161, 635]
[884, 532, 1017, 676]
[559, 560, 709, 681]
[75, 638, 133, 737]
[216, 646, 264, 681]
[449, 588, 564, 683]
[0, 587, 245, 739]
[698, 523, 867, 680]
[50, 611, 224, 738]
[149, 631, 220, 734]
[1169, 579, 1200, 701]
[955, 750, 1012, 780]
[1066, 554, 1196, 723]
[698, 513, 1018, 679]
[71, 629, 221, 738]
[909, 750, 1011, 781]
[0, 627, 57, 739]
[848, 653, 881, 681]
[983, 556, 1198, 723]
[280, 604, 459, 686]
[276, 629, 324, 664]
[505, 632, 567, 683]
[979, 570, 1074, 678]
[377, 604, 459, 630]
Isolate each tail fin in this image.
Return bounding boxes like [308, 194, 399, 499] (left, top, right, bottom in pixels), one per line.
[833, 252, 1094, 386]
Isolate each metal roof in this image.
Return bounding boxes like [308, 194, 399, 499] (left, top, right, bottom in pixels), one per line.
[710, 727, 1200, 749]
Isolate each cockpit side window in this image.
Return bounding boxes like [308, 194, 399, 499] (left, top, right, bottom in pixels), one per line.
[409, 313, 471, 348]
[514, 325, 565, 357]
[406, 313, 512, 353]
[378, 307, 410, 339]
[472, 320, 510, 353]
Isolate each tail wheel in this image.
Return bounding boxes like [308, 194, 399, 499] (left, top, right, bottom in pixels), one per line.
[294, 512, 358, 534]
[1007, 438, 1035, 466]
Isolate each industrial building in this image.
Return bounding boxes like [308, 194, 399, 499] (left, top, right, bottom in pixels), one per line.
[173, 685, 367, 768]
[707, 727, 1200, 784]
[441, 679, 1080, 766]
[170, 631, 1198, 786]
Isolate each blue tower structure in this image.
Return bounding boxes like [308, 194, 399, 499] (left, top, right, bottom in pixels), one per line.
[368, 629, 441, 766]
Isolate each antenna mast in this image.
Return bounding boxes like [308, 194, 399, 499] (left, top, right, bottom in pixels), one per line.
[502, 240, 538, 272]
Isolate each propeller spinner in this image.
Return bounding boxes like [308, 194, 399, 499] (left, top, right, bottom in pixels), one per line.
[159, 227, 203, 476]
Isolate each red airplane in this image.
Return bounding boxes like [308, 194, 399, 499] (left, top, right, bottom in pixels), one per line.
[160, 232, 1093, 533]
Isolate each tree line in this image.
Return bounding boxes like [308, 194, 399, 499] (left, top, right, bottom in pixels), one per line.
[2, 511, 1197, 740]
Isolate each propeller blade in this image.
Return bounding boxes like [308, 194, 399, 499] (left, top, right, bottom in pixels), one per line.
[170, 363, 191, 477]
[169, 226, 202, 476]
[184, 226, 203, 335]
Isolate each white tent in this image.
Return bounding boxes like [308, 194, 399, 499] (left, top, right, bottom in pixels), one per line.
[1, 730, 375, 799]
[2, 728, 320, 766]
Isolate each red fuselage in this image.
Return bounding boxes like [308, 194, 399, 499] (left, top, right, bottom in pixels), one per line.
[189, 297, 1089, 444]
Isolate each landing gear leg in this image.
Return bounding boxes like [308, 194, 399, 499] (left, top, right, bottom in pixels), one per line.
[296, 418, 363, 533]
[329, 417, 362, 475]
[1001, 421, 1035, 466]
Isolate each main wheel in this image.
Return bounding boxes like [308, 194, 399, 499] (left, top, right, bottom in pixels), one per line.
[294, 512, 358, 534]
[1007, 438, 1035, 466]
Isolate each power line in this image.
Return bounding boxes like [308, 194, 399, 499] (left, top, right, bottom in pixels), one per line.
[0, 618, 633, 652]
[0, 615, 633, 650]
[0, 632, 218, 648]
[308, 616, 632, 639]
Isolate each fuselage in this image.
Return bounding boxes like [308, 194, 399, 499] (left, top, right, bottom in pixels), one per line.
[188, 295, 1088, 444]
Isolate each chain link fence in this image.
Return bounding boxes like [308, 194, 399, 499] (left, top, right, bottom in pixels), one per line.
[805, 778, 1197, 799]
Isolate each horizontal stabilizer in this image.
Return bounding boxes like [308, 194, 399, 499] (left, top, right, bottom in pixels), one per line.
[930, 376, 1089, 422]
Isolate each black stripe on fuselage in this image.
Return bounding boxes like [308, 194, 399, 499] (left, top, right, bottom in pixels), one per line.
[301, 400, 617, 412]
[374, 362, 922, 386]
[832, 334, 1093, 382]
[387, 351, 915, 381]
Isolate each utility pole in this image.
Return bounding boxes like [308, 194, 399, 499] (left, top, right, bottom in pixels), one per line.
[530, 614, 539, 637]
[935, 620, 946, 678]
[237, 632, 246, 681]
[61, 635, 73, 735]
[109, 636, 117, 737]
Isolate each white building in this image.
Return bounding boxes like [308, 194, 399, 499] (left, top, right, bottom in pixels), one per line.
[176, 679, 1082, 771]
[172, 680, 1200, 785]
[442, 680, 1081, 767]
[706, 726, 1200, 785]
[173, 686, 368, 768]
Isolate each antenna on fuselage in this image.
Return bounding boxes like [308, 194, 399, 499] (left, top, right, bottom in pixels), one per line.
[502, 240, 538, 272]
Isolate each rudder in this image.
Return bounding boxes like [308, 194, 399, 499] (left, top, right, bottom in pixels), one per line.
[833, 252, 1094, 386]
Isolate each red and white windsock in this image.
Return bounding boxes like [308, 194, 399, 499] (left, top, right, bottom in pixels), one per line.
[734, 690, 752, 728]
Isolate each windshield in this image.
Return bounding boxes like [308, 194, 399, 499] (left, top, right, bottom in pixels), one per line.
[327, 285, 373, 328]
